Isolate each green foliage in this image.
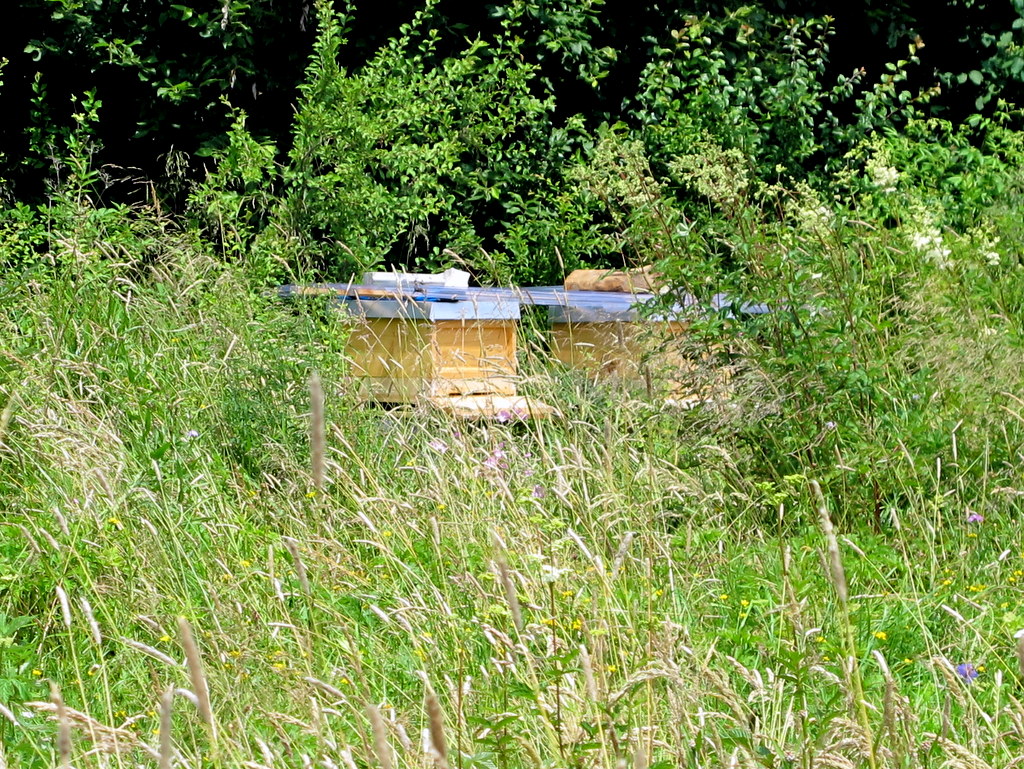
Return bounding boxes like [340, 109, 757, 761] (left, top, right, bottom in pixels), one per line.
[946, 0, 1024, 110]
[274, 0, 587, 281]
[189, 108, 280, 256]
[654, 114, 1024, 525]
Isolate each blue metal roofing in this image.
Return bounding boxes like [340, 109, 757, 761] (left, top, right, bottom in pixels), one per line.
[278, 284, 770, 318]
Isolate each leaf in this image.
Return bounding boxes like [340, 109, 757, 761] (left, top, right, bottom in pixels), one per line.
[968, 69, 983, 85]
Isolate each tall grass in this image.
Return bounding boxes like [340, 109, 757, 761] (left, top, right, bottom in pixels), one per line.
[1, 216, 1024, 769]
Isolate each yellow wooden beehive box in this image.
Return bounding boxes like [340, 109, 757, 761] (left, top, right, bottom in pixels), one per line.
[342, 296, 520, 403]
[548, 302, 690, 381]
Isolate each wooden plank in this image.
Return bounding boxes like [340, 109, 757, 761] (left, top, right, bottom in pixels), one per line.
[428, 394, 558, 420]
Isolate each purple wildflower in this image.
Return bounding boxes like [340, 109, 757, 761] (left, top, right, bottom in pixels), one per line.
[184, 430, 200, 439]
[824, 421, 837, 430]
[966, 512, 984, 524]
[483, 445, 508, 470]
[427, 439, 449, 454]
[532, 484, 547, 499]
[495, 410, 512, 423]
[955, 662, 978, 682]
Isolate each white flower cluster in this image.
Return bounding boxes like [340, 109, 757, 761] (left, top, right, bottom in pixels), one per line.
[909, 224, 952, 269]
[868, 163, 901, 193]
[785, 181, 835, 237]
[800, 204, 835, 234]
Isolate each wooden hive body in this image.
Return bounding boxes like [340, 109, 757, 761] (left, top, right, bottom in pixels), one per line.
[549, 302, 737, 406]
[548, 304, 689, 381]
[343, 298, 519, 403]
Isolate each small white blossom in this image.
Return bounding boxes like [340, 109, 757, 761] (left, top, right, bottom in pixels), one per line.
[985, 251, 1000, 266]
[909, 224, 952, 269]
[540, 564, 568, 584]
[869, 163, 899, 194]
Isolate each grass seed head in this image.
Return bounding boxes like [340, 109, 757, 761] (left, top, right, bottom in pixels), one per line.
[177, 617, 215, 730]
[159, 686, 173, 769]
[425, 693, 449, 769]
[367, 704, 393, 769]
[51, 683, 71, 769]
[310, 372, 325, 493]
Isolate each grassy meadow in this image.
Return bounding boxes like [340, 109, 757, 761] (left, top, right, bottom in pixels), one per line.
[2, 215, 1024, 769]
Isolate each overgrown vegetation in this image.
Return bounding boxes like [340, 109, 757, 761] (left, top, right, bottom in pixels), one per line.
[4, 0, 1024, 767]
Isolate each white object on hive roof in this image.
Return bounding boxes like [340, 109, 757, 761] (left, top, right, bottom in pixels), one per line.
[362, 268, 470, 290]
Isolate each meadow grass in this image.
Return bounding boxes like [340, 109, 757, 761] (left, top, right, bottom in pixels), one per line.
[2, 241, 1024, 769]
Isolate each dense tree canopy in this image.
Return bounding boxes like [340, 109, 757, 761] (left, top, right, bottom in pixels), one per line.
[1, 0, 1022, 209]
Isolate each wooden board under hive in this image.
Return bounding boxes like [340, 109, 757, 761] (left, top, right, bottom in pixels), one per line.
[342, 297, 520, 403]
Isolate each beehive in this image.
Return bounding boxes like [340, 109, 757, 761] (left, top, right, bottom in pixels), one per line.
[342, 297, 520, 403]
[548, 302, 689, 381]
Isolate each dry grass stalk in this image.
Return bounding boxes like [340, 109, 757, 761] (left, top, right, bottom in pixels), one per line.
[17, 524, 40, 555]
[580, 644, 599, 702]
[0, 701, 18, 726]
[310, 372, 325, 493]
[255, 737, 276, 767]
[367, 704, 393, 769]
[811, 481, 848, 603]
[55, 585, 72, 629]
[122, 637, 181, 668]
[491, 530, 524, 634]
[0, 393, 14, 451]
[28, 699, 161, 760]
[811, 480, 877, 769]
[51, 683, 72, 769]
[159, 686, 174, 769]
[611, 531, 634, 578]
[284, 537, 312, 597]
[177, 617, 215, 735]
[873, 650, 898, 739]
[80, 596, 103, 645]
[934, 658, 969, 708]
[933, 736, 995, 769]
[1017, 632, 1024, 679]
[303, 677, 346, 701]
[425, 693, 450, 769]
